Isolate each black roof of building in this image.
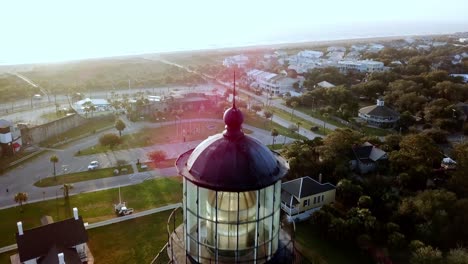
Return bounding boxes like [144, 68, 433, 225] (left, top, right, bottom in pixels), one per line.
[16, 217, 88, 262]
[176, 106, 289, 192]
[359, 105, 400, 118]
[281, 176, 335, 200]
[39, 245, 82, 264]
[353, 145, 374, 164]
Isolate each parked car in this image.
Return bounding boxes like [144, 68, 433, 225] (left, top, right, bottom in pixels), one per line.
[88, 161, 99, 170]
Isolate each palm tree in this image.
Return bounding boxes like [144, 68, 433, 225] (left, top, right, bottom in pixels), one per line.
[297, 121, 302, 133]
[291, 101, 299, 119]
[82, 101, 96, 117]
[14, 192, 28, 212]
[115, 119, 126, 137]
[61, 184, 74, 199]
[50, 155, 59, 180]
[271, 129, 279, 145]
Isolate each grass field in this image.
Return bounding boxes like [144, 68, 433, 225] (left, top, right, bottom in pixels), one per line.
[0, 177, 182, 248]
[295, 222, 373, 264]
[40, 111, 67, 122]
[243, 111, 306, 140]
[33, 165, 134, 187]
[267, 106, 333, 135]
[88, 210, 182, 264]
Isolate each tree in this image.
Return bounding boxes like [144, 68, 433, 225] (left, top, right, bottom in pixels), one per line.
[115, 119, 126, 137]
[147, 150, 167, 165]
[14, 192, 28, 212]
[263, 110, 273, 121]
[61, 184, 73, 199]
[99, 133, 121, 149]
[251, 104, 262, 113]
[389, 134, 441, 173]
[410, 245, 443, 264]
[447, 248, 468, 264]
[271, 128, 279, 145]
[296, 121, 302, 132]
[358, 195, 373, 209]
[50, 155, 59, 180]
[448, 142, 468, 197]
[337, 179, 363, 207]
[290, 101, 299, 119]
[82, 100, 96, 117]
[281, 138, 323, 179]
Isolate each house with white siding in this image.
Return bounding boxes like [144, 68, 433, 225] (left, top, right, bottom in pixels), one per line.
[281, 176, 336, 222]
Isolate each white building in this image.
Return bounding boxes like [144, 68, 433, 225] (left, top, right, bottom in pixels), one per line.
[338, 60, 384, 73]
[368, 44, 385, 53]
[73, 98, 111, 116]
[247, 69, 299, 95]
[222, 55, 249, 68]
[297, 50, 323, 60]
[450, 74, 468, 83]
[327, 46, 346, 52]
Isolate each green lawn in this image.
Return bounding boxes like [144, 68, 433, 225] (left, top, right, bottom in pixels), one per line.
[267, 106, 333, 135]
[40, 116, 116, 147]
[243, 111, 306, 140]
[0, 177, 182, 248]
[359, 125, 392, 137]
[295, 222, 373, 264]
[40, 111, 67, 122]
[88, 210, 182, 264]
[33, 165, 134, 187]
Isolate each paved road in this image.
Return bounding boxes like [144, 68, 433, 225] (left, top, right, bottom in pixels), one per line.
[0, 117, 296, 208]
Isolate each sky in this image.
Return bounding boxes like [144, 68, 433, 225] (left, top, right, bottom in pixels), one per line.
[1, 0, 467, 65]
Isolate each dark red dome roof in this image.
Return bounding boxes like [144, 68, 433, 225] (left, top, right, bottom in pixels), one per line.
[175, 107, 289, 191]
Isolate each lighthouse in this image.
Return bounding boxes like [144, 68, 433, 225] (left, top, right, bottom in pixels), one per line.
[168, 76, 292, 263]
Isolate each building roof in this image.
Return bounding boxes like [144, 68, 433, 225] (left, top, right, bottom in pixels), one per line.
[16, 217, 88, 262]
[39, 245, 82, 264]
[352, 142, 387, 163]
[75, 98, 109, 106]
[317, 81, 335, 88]
[176, 106, 289, 192]
[359, 105, 399, 118]
[282, 176, 335, 199]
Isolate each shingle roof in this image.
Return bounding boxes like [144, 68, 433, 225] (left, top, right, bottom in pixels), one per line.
[16, 217, 88, 262]
[359, 105, 399, 117]
[39, 245, 82, 264]
[281, 176, 335, 199]
[352, 142, 387, 162]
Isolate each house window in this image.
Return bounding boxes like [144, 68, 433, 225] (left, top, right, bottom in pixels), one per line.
[303, 199, 310, 207]
[313, 197, 317, 204]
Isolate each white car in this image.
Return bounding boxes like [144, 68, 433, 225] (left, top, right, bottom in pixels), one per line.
[88, 161, 99, 170]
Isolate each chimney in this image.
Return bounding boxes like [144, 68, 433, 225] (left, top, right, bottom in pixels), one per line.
[58, 252, 65, 264]
[318, 173, 323, 183]
[73, 207, 79, 220]
[17, 221, 23, 235]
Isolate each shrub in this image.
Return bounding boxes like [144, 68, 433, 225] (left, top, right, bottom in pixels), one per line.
[99, 133, 121, 148]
